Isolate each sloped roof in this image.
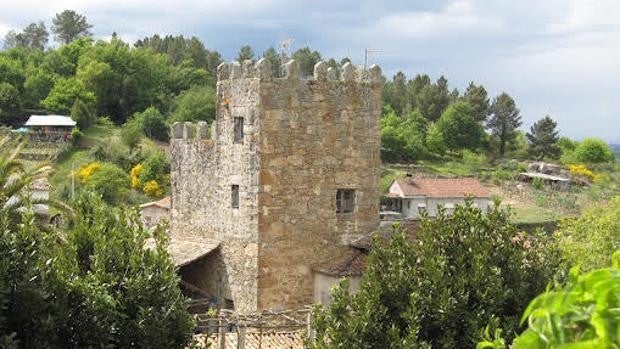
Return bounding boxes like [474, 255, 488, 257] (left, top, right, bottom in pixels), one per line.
[146, 237, 220, 267]
[25, 115, 76, 127]
[389, 177, 490, 198]
[140, 196, 171, 209]
[319, 252, 367, 277]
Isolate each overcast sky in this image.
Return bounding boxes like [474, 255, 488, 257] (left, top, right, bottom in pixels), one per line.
[1, 0, 618, 142]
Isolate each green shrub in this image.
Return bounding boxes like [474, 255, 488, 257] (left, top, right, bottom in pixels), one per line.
[70, 127, 83, 146]
[310, 200, 560, 348]
[0, 193, 193, 348]
[532, 177, 544, 190]
[82, 162, 129, 204]
[555, 197, 620, 272]
[480, 252, 620, 348]
[574, 138, 614, 163]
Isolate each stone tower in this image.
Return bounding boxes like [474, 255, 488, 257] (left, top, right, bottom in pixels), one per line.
[170, 59, 382, 313]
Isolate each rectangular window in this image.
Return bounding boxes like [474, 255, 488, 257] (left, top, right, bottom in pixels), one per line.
[233, 117, 244, 144]
[336, 189, 355, 214]
[231, 185, 239, 209]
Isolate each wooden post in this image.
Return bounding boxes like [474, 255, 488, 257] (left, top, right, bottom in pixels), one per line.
[219, 318, 226, 349]
[237, 326, 246, 349]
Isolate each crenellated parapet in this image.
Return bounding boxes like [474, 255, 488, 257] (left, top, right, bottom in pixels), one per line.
[216, 59, 382, 84]
[170, 121, 211, 141]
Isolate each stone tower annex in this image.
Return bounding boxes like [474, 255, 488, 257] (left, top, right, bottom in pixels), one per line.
[169, 58, 382, 313]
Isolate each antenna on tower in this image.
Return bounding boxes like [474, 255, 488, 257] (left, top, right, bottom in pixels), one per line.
[279, 38, 294, 61]
[363, 48, 384, 71]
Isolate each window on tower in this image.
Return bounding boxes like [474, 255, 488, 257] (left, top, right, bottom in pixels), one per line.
[233, 117, 244, 144]
[231, 185, 240, 209]
[336, 189, 355, 214]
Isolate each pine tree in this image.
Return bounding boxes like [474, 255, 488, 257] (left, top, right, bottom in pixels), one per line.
[526, 115, 560, 160]
[462, 82, 490, 122]
[52, 10, 92, 44]
[237, 45, 255, 62]
[488, 92, 522, 157]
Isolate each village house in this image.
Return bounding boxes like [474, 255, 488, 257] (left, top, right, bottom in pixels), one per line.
[140, 196, 171, 228]
[387, 176, 491, 220]
[169, 59, 383, 313]
[24, 114, 75, 142]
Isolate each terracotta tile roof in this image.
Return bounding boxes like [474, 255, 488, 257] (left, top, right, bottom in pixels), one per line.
[319, 252, 367, 277]
[392, 177, 490, 198]
[145, 237, 220, 267]
[140, 196, 171, 209]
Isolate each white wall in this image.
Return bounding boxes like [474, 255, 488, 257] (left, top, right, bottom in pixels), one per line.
[400, 197, 490, 220]
[313, 273, 361, 305]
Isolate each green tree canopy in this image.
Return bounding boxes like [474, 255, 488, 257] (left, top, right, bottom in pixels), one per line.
[3, 22, 49, 50]
[310, 201, 560, 348]
[554, 197, 620, 272]
[292, 47, 322, 78]
[462, 82, 490, 122]
[0, 82, 21, 126]
[237, 44, 255, 62]
[0, 192, 193, 347]
[170, 85, 216, 124]
[436, 101, 486, 152]
[51, 10, 93, 44]
[526, 115, 561, 160]
[573, 138, 614, 163]
[42, 77, 95, 114]
[488, 92, 522, 157]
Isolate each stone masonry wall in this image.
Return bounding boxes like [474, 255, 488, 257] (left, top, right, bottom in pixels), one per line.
[170, 78, 262, 312]
[171, 58, 382, 312]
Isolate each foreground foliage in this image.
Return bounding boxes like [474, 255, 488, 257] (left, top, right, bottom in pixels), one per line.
[310, 201, 560, 348]
[480, 252, 620, 348]
[555, 196, 620, 272]
[0, 192, 193, 348]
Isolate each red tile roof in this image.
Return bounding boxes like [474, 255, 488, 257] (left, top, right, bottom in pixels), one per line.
[391, 177, 490, 198]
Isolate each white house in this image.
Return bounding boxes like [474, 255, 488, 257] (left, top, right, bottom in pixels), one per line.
[139, 196, 171, 228]
[387, 176, 491, 220]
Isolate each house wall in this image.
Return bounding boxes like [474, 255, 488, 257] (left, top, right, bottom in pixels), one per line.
[141, 206, 169, 228]
[400, 197, 490, 220]
[313, 273, 362, 305]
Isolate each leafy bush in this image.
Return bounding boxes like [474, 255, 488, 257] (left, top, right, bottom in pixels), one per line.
[574, 138, 614, 163]
[139, 151, 169, 184]
[555, 197, 620, 272]
[77, 162, 129, 204]
[143, 179, 164, 197]
[532, 177, 544, 190]
[69, 127, 83, 146]
[0, 193, 193, 348]
[130, 163, 143, 189]
[128, 107, 169, 142]
[310, 200, 560, 348]
[567, 163, 602, 182]
[480, 252, 620, 348]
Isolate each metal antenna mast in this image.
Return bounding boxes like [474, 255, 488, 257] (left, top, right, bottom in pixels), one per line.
[363, 48, 384, 71]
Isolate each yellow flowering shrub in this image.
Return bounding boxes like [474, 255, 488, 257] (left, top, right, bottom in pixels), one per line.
[77, 162, 101, 183]
[143, 180, 163, 197]
[130, 163, 143, 189]
[567, 164, 603, 182]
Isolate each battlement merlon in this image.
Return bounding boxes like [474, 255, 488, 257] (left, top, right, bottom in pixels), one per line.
[216, 59, 382, 84]
[170, 121, 211, 140]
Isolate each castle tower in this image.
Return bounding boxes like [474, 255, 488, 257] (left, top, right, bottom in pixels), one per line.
[170, 59, 382, 313]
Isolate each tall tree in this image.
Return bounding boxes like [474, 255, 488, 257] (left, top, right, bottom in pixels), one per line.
[262, 46, 282, 77]
[51, 10, 93, 44]
[436, 101, 486, 152]
[462, 82, 490, 122]
[416, 76, 451, 121]
[236, 44, 255, 62]
[526, 115, 561, 159]
[488, 92, 522, 157]
[0, 83, 21, 126]
[291, 47, 321, 78]
[4, 22, 48, 50]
